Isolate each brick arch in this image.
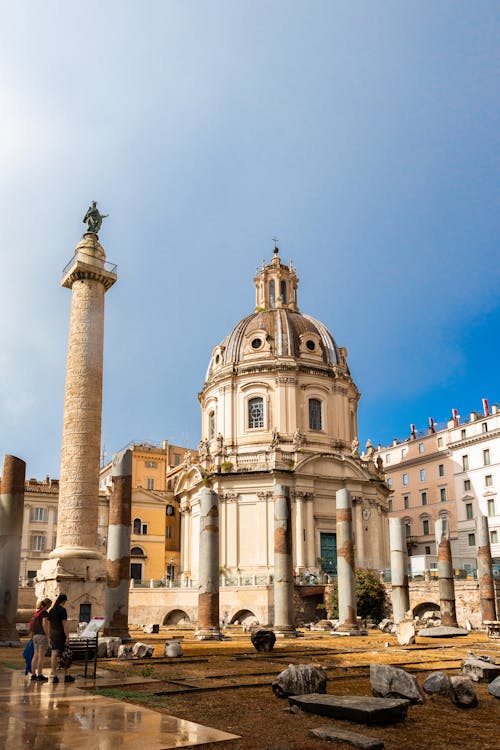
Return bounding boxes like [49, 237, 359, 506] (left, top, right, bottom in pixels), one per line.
[413, 601, 440, 618]
[163, 609, 191, 625]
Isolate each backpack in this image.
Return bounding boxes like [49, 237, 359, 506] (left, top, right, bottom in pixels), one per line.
[29, 610, 42, 634]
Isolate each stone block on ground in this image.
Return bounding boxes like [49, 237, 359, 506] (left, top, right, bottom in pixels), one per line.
[164, 640, 183, 657]
[370, 664, 424, 704]
[450, 676, 478, 708]
[132, 642, 154, 658]
[272, 664, 327, 698]
[117, 644, 132, 659]
[377, 619, 393, 633]
[417, 626, 469, 638]
[461, 657, 500, 683]
[396, 621, 415, 646]
[251, 629, 276, 652]
[289, 694, 410, 725]
[310, 725, 384, 749]
[422, 672, 453, 697]
[143, 624, 159, 634]
[487, 676, 500, 698]
[106, 637, 121, 657]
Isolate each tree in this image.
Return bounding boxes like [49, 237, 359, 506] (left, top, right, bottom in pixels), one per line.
[328, 568, 388, 623]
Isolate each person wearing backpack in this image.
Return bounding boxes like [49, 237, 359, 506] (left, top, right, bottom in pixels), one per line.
[48, 593, 74, 684]
[30, 597, 52, 681]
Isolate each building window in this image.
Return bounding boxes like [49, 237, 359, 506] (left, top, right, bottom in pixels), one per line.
[308, 399, 322, 431]
[133, 518, 148, 535]
[208, 411, 215, 440]
[468, 533, 475, 547]
[385, 453, 391, 464]
[403, 495, 409, 509]
[402, 474, 409, 486]
[440, 487, 447, 502]
[145, 460, 157, 468]
[248, 397, 265, 429]
[174, 454, 180, 466]
[420, 469, 426, 481]
[419, 443, 424, 454]
[438, 464, 444, 477]
[465, 503, 473, 520]
[404, 522, 411, 538]
[387, 477, 393, 488]
[482, 422, 488, 433]
[147, 478, 155, 490]
[487, 498, 495, 516]
[483, 449, 490, 466]
[464, 479, 471, 492]
[462, 455, 469, 471]
[425, 545, 431, 555]
[491, 530, 498, 544]
[485, 475, 493, 487]
[401, 447, 408, 459]
[31, 535, 46, 551]
[388, 498, 393, 512]
[421, 491, 428, 506]
[31, 507, 47, 522]
[130, 546, 145, 557]
[437, 437, 443, 448]
[269, 280, 276, 307]
[422, 519, 429, 535]
[166, 526, 172, 539]
[166, 505, 174, 516]
[280, 280, 287, 304]
[461, 429, 466, 439]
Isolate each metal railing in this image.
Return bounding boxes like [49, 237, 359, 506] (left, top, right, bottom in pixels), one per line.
[62, 252, 117, 277]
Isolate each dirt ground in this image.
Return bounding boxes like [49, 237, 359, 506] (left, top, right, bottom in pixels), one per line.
[3, 628, 499, 750]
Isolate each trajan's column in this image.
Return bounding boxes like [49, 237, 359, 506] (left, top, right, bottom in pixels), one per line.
[36, 203, 116, 623]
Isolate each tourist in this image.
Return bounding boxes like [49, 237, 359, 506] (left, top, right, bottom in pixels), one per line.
[48, 593, 74, 683]
[30, 597, 52, 681]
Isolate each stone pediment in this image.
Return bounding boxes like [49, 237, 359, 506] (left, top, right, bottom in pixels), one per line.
[132, 488, 169, 505]
[294, 452, 377, 482]
[173, 465, 204, 495]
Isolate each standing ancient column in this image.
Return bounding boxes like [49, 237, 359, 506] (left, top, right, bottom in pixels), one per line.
[435, 519, 458, 627]
[389, 517, 410, 624]
[0, 455, 26, 644]
[336, 488, 358, 631]
[476, 514, 497, 623]
[104, 449, 132, 637]
[273, 484, 296, 637]
[196, 487, 221, 639]
[37, 209, 117, 619]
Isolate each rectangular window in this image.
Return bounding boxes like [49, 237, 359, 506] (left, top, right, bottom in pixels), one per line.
[145, 460, 158, 468]
[385, 454, 391, 464]
[464, 479, 471, 491]
[425, 545, 431, 555]
[249, 396, 265, 429]
[403, 495, 409, 509]
[438, 464, 444, 477]
[401, 447, 408, 459]
[388, 498, 393, 512]
[422, 519, 429, 535]
[491, 530, 498, 544]
[465, 503, 473, 520]
[308, 398, 322, 431]
[31, 507, 47, 522]
[420, 469, 426, 481]
[468, 533, 475, 547]
[487, 498, 495, 516]
[437, 437, 443, 448]
[147, 478, 155, 490]
[31, 535, 45, 551]
[462, 455, 469, 471]
[440, 487, 447, 502]
[419, 443, 424, 454]
[402, 474, 408, 486]
[485, 475, 493, 487]
[387, 477, 393, 488]
[482, 422, 488, 433]
[142, 523, 148, 535]
[461, 429, 466, 439]
[483, 449, 490, 466]
[174, 454, 180, 466]
[421, 491, 428, 506]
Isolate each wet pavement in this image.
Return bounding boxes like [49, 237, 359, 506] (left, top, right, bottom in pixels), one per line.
[0, 667, 239, 749]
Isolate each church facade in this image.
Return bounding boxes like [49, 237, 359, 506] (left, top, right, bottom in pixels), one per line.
[175, 247, 390, 586]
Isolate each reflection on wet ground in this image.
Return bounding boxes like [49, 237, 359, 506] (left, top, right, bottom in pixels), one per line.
[0, 667, 239, 749]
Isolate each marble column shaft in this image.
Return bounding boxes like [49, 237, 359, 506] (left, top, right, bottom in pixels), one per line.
[0, 455, 26, 642]
[389, 517, 410, 624]
[476, 514, 496, 622]
[273, 484, 296, 636]
[104, 449, 132, 637]
[336, 488, 358, 630]
[197, 487, 220, 638]
[436, 520, 458, 627]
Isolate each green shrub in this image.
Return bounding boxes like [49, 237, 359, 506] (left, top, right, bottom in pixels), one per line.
[328, 568, 387, 622]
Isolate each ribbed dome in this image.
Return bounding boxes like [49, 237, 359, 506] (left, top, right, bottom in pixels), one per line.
[205, 308, 341, 380]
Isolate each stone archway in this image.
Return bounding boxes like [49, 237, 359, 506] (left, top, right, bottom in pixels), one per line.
[413, 601, 440, 619]
[163, 609, 191, 626]
[231, 609, 258, 626]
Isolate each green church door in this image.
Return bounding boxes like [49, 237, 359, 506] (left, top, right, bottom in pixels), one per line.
[320, 532, 337, 573]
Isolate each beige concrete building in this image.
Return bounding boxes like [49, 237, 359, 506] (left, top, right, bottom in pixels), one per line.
[175, 247, 390, 586]
[20, 477, 59, 586]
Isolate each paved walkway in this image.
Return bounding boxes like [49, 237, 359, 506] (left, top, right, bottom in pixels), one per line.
[0, 667, 239, 749]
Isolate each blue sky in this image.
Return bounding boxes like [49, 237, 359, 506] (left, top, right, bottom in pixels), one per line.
[0, 2, 498, 478]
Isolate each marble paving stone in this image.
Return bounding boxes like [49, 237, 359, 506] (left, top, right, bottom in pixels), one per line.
[289, 693, 410, 724]
[0, 668, 239, 749]
[310, 725, 384, 749]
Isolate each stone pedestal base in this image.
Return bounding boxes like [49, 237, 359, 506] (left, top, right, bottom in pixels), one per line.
[36, 557, 106, 630]
[274, 625, 298, 638]
[195, 628, 223, 641]
[331, 629, 368, 637]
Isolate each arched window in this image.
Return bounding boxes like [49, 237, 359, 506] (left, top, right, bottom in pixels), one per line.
[248, 397, 264, 429]
[133, 518, 141, 534]
[308, 398, 322, 431]
[280, 280, 287, 304]
[130, 546, 145, 556]
[269, 280, 276, 308]
[208, 410, 215, 440]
